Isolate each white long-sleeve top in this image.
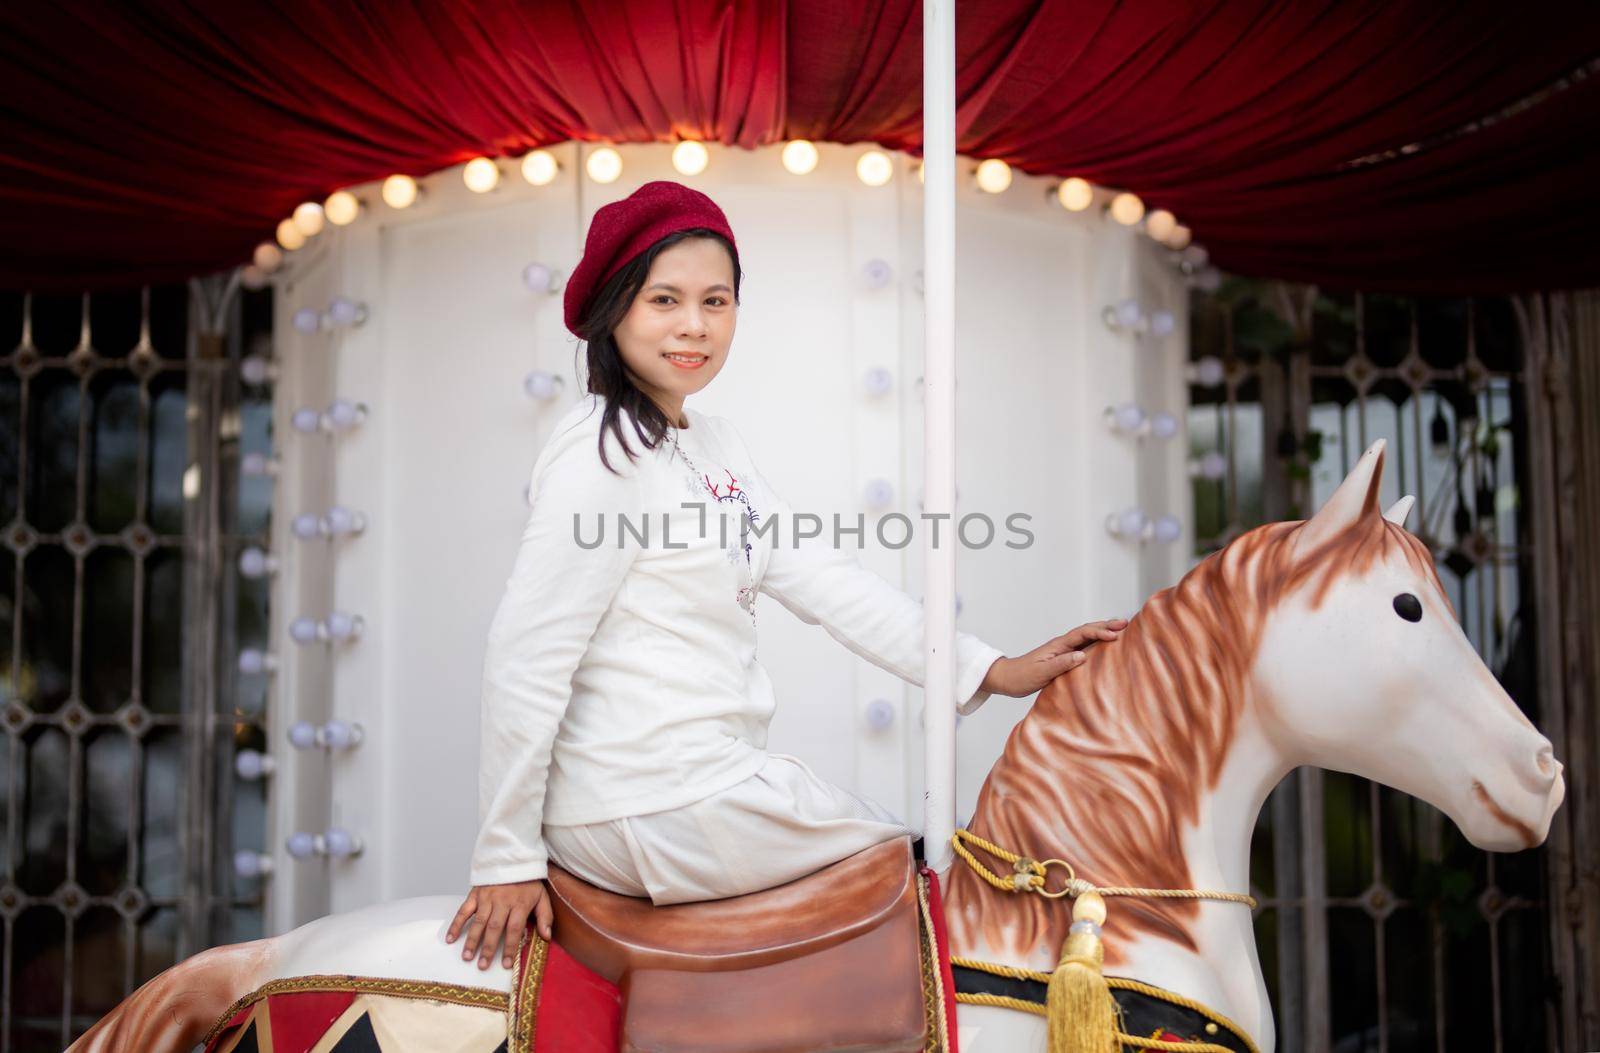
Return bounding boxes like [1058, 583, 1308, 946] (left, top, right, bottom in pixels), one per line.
[469, 393, 1007, 886]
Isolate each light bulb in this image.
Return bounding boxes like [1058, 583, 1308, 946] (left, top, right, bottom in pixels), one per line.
[285, 832, 319, 859]
[1152, 514, 1182, 544]
[292, 307, 322, 334]
[291, 407, 321, 433]
[863, 478, 894, 509]
[865, 699, 895, 730]
[521, 149, 558, 186]
[523, 262, 555, 292]
[325, 190, 360, 225]
[237, 647, 274, 675]
[287, 721, 319, 750]
[1167, 224, 1193, 250]
[1109, 192, 1145, 226]
[328, 297, 367, 327]
[240, 452, 274, 477]
[325, 398, 366, 430]
[323, 828, 362, 858]
[1182, 245, 1210, 268]
[1191, 451, 1227, 480]
[240, 354, 272, 385]
[239, 264, 269, 290]
[1191, 356, 1225, 388]
[672, 140, 709, 175]
[781, 139, 818, 175]
[275, 219, 306, 252]
[1107, 506, 1148, 539]
[861, 259, 893, 290]
[1145, 209, 1177, 242]
[524, 370, 565, 400]
[856, 150, 893, 187]
[975, 158, 1012, 194]
[319, 719, 364, 751]
[292, 202, 325, 237]
[382, 174, 419, 209]
[238, 546, 275, 578]
[1057, 177, 1094, 212]
[252, 242, 283, 271]
[862, 367, 893, 397]
[463, 157, 500, 193]
[1150, 309, 1175, 337]
[323, 506, 365, 536]
[1149, 412, 1179, 440]
[292, 513, 322, 539]
[234, 749, 275, 780]
[1112, 402, 1146, 434]
[234, 850, 273, 878]
[323, 611, 363, 641]
[586, 147, 622, 184]
[289, 617, 319, 644]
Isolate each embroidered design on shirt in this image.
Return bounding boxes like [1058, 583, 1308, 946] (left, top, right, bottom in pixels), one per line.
[670, 432, 759, 625]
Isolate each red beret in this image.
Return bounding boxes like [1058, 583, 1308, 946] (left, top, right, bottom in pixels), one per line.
[563, 179, 739, 338]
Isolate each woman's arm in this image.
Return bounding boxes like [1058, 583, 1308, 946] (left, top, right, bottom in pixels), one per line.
[720, 420, 1006, 714]
[451, 420, 643, 967]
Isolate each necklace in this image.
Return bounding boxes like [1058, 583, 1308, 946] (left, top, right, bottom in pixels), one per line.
[669, 427, 758, 625]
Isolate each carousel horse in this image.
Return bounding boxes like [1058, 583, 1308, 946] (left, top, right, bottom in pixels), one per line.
[68, 439, 1565, 1053]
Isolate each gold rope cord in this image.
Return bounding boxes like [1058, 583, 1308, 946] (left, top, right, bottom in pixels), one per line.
[201, 975, 509, 1047]
[950, 956, 1262, 1053]
[951, 829, 1256, 908]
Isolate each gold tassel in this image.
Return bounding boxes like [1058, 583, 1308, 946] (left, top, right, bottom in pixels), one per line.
[1047, 890, 1120, 1053]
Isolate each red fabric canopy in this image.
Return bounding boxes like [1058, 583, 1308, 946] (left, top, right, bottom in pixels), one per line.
[2, 1, 1597, 294]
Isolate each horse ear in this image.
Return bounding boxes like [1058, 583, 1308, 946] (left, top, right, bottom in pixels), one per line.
[1383, 494, 1415, 527]
[1293, 438, 1386, 559]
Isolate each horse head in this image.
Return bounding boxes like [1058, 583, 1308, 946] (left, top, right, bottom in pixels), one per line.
[948, 438, 1567, 1050]
[1253, 438, 1565, 850]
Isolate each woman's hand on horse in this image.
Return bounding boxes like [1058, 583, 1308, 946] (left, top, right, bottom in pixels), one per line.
[981, 617, 1128, 697]
[445, 879, 553, 970]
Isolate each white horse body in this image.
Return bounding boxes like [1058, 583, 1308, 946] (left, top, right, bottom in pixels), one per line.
[70, 440, 1565, 1053]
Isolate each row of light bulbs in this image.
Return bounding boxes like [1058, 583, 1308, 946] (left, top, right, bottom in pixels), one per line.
[235, 827, 364, 876]
[1106, 507, 1183, 545]
[246, 140, 1199, 283]
[231, 364, 376, 880]
[1105, 403, 1180, 440]
[1102, 298, 1177, 337]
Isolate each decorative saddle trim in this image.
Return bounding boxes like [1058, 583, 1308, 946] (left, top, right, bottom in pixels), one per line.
[200, 974, 509, 1048]
[508, 928, 551, 1053]
[950, 956, 1260, 1053]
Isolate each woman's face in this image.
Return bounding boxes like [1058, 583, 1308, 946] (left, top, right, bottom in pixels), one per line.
[612, 237, 737, 424]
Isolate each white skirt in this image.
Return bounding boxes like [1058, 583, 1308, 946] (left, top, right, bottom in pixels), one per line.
[542, 751, 915, 905]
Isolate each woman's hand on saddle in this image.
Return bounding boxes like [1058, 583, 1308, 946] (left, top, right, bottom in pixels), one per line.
[445, 879, 553, 970]
[981, 617, 1128, 697]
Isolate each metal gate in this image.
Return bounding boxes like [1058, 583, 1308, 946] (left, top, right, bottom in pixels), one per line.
[0, 279, 272, 1052]
[1188, 282, 1559, 1052]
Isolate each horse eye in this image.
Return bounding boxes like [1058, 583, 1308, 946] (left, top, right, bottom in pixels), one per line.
[1393, 593, 1422, 622]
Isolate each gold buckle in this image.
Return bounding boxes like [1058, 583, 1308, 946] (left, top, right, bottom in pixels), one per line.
[1034, 858, 1078, 899]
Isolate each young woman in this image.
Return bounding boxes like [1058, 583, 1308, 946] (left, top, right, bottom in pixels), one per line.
[446, 180, 1126, 970]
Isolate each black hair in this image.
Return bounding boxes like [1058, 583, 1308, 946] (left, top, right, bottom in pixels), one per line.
[573, 227, 742, 475]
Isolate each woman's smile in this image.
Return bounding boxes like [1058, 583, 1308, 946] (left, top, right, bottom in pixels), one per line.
[663, 351, 709, 369]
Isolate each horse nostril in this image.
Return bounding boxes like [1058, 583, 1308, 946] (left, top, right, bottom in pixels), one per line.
[1535, 744, 1556, 778]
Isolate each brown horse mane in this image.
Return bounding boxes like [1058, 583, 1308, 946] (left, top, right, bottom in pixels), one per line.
[949, 507, 1446, 963]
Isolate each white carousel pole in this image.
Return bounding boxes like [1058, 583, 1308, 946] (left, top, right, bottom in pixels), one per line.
[921, 0, 958, 875]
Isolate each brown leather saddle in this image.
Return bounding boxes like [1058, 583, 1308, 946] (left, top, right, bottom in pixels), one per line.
[544, 834, 930, 1053]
